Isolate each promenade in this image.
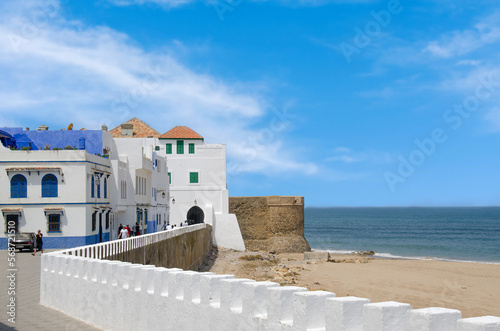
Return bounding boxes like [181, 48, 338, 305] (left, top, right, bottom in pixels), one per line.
[1, 249, 100, 331]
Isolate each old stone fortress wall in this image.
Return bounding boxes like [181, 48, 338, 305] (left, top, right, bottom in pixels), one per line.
[40, 223, 500, 331]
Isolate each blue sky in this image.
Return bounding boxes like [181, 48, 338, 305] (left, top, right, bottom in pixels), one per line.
[1, 0, 499, 206]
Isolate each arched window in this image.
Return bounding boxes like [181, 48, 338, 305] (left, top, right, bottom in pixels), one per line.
[91, 175, 95, 198]
[41, 174, 58, 198]
[97, 177, 101, 198]
[104, 177, 107, 199]
[11, 174, 27, 198]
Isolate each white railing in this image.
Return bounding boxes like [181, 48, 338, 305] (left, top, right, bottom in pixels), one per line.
[58, 223, 206, 259]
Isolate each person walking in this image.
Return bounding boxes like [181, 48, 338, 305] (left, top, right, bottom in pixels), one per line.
[161, 221, 167, 231]
[32, 230, 43, 256]
[135, 222, 140, 236]
[119, 226, 128, 239]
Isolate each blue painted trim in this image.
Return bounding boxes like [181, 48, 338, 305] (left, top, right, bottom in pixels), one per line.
[0, 202, 110, 206]
[0, 160, 110, 168]
[0, 234, 111, 249]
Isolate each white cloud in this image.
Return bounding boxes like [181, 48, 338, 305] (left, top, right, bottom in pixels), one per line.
[0, 0, 314, 176]
[424, 13, 500, 58]
[326, 148, 394, 164]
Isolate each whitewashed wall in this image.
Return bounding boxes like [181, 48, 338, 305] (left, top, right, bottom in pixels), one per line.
[40, 233, 500, 331]
[158, 140, 244, 250]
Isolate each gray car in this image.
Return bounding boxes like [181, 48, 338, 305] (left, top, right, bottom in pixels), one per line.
[11, 232, 36, 251]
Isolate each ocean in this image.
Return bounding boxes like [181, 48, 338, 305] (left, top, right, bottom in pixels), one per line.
[304, 207, 500, 264]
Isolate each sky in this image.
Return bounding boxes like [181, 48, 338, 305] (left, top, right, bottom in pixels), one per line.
[1, 0, 499, 207]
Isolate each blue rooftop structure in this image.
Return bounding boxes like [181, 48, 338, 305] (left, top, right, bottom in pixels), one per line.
[0, 129, 16, 149]
[1, 127, 107, 156]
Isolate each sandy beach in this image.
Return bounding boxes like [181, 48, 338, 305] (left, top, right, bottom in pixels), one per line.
[201, 248, 500, 318]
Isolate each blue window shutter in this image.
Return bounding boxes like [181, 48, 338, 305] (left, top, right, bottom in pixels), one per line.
[11, 174, 27, 198]
[42, 174, 58, 198]
[91, 176, 94, 198]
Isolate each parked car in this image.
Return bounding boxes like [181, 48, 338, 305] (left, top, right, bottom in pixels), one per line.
[11, 232, 36, 252]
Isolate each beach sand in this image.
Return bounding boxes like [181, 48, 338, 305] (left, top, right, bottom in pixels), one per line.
[201, 248, 500, 318]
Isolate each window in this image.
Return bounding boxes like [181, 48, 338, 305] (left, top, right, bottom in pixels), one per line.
[168, 172, 171, 184]
[91, 175, 95, 198]
[97, 177, 101, 198]
[42, 174, 58, 198]
[48, 214, 61, 232]
[155, 146, 160, 151]
[176, 140, 184, 154]
[105, 212, 110, 229]
[166, 143, 172, 154]
[104, 177, 107, 199]
[121, 180, 127, 199]
[189, 172, 199, 184]
[189, 143, 195, 154]
[11, 174, 27, 198]
[92, 212, 97, 231]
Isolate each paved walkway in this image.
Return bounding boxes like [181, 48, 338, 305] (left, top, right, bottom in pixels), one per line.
[1, 249, 100, 331]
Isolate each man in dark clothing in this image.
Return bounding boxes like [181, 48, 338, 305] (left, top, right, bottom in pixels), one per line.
[135, 222, 140, 236]
[32, 230, 43, 256]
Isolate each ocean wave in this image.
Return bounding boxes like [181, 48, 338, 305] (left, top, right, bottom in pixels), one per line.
[311, 249, 500, 265]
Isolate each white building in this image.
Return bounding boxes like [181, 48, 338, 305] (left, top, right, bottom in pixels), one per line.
[158, 126, 245, 250]
[108, 118, 170, 240]
[0, 143, 113, 248]
[109, 137, 169, 240]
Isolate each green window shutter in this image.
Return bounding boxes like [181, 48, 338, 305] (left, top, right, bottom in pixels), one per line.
[189, 172, 198, 184]
[189, 143, 195, 154]
[166, 143, 172, 154]
[177, 140, 184, 154]
[168, 172, 171, 184]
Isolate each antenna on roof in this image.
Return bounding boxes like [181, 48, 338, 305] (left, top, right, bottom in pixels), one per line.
[67, 123, 73, 130]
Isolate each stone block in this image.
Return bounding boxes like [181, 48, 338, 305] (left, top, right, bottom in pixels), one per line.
[304, 251, 330, 260]
[326, 296, 371, 331]
[293, 290, 336, 330]
[364, 301, 412, 331]
[406, 307, 462, 330]
[458, 316, 500, 331]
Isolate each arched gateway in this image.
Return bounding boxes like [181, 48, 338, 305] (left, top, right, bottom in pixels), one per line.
[186, 206, 204, 225]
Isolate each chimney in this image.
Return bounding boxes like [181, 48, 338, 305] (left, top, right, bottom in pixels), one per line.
[37, 124, 49, 131]
[121, 123, 133, 137]
[101, 124, 108, 132]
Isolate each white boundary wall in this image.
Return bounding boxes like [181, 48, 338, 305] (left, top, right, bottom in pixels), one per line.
[41, 234, 500, 330]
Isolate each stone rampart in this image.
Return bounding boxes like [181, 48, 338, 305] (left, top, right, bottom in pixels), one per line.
[105, 224, 212, 270]
[229, 196, 311, 253]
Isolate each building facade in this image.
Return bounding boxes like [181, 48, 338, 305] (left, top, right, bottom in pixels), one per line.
[2, 119, 244, 251]
[0, 145, 112, 248]
[158, 126, 245, 250]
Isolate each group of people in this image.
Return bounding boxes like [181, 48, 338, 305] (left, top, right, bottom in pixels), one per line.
[160, 220, 191, 231]
[117, 222, 141, 239]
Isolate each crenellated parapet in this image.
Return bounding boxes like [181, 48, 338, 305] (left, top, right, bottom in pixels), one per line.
[40, 224, 500, 330]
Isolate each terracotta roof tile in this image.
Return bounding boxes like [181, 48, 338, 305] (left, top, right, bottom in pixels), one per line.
[109, 117, 161, 138]
[160, 126, 203, 140]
